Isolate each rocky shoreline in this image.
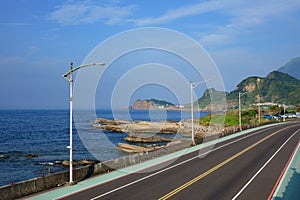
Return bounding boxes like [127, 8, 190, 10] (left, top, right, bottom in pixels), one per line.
[93, 117, 226, 153]
[93, 118, 180, 134]
[93, 116, 267, 153]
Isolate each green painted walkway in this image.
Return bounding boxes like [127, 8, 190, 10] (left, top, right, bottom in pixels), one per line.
[26, 124, 280, 200]
[272, 140, 300, 200]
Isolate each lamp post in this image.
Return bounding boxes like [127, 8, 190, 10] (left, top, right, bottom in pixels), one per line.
[257, 94, 261, 124]
[258, 104, 261, 124]
[283, 104, 286, 122]
[239, 91, 248, 131]
[63, 62, 105, 184]
[190, 80, 210, 146]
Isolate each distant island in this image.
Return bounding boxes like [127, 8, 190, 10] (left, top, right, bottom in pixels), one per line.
[130, 99, 182, 110]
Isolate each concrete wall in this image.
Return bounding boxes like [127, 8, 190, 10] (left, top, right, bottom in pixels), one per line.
[0, 140, 191, 200]
[0, 171, 69, 200]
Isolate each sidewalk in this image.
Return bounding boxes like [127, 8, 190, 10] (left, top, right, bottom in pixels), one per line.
[270, 140, 300, 200]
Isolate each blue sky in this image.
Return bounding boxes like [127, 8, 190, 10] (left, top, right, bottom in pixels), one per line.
[1, 0, 300, 109]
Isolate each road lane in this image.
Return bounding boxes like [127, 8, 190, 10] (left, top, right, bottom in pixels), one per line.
[233, 128, 300, 199]
[159, 124, 299, 199]
[57, 122, 300, 200]
[269, 139, 300, 199]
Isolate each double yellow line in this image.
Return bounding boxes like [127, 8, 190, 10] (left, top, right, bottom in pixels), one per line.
[159, 126, 292, 200]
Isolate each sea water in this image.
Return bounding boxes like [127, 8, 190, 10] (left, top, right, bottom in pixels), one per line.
[0, 109, 207, 186]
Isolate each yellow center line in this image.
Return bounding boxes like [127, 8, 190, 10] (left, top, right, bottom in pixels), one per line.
[158, 126, 292, 200]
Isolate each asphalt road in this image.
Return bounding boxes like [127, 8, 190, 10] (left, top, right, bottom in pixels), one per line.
[59, 122, 300, 200]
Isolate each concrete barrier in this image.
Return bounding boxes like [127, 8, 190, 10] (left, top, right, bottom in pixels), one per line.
[0, 171, 69, 200]
[0, 140, 191, 200]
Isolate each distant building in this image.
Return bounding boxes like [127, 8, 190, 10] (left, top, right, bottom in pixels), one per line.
[252, 102, 278, 106]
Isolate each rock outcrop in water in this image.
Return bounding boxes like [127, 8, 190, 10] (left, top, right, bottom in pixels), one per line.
[93, 117, 233, 153]
[0, 155, 9, 159]
[94, 118, 180, 134]
[117, 143, 162, 153]
[61, 159, 99, 166]
[124, 134, 174, 143]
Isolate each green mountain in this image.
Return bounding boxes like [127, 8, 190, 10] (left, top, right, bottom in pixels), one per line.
[195, 71, 300, 109]
[278, 57, 300, 79]
[194, 88, 228, 110]
[227, 71, 300, 106]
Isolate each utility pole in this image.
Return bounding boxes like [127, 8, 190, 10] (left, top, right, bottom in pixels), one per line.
[239, 91, 248, 131]
[190, 80, 210, 145]
[258, 95, 261, 124]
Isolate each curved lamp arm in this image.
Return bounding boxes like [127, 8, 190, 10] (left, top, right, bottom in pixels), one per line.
[63, 62, 105, 81]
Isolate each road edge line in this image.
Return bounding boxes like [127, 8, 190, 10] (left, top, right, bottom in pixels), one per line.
[268, 138, 300, 200]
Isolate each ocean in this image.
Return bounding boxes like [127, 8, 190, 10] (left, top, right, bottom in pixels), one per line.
[0, 109, 207, 186]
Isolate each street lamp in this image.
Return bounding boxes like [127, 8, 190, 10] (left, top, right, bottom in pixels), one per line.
[283, 104, 286, 122]
[258, 99, 261, 124]
[239, 91, 248, 131]
[190, 80, 210, 146]
[63, 62, 105, 184]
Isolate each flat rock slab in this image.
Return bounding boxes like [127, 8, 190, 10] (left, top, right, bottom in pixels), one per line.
[124, 134, 174, 143]
[118, 143, 162, 153]
[94, 118, 180, 134]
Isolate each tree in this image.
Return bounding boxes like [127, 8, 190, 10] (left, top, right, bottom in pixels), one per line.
[295, 104, 300, 112]
[267, 105, 282, 115]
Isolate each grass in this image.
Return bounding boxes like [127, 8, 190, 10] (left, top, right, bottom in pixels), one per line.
[196, 110, 271, 127]
[197, 112, 238, 127]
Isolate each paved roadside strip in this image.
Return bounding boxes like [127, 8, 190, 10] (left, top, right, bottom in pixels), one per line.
[269, 140, 300, 200]
[26, 123, 280, 200]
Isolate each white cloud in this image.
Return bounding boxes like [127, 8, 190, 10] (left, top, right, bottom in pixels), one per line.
[129, 0, 300, 47]
[49, 1, 135, 25]
[199, 33, 233, 47]
[225, 0, 300, 29]
[131, 0, 300, 26]
[130, 0, 225, 26]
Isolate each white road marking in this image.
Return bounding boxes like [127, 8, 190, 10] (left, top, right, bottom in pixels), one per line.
[232, 129, 299, 200]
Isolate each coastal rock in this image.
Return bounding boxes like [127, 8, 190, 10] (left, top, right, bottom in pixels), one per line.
[124, 134, 174, 143]
[95, 118, 129, 125]
[94, 117, 234, 146]
[0, 155, 9, 159]
[96, 124, 124, 132]
[24, 154, 39, 158]
[61, 159, 99, 166]
[118, 143, 162, 153]
[94, 118, 180, 134]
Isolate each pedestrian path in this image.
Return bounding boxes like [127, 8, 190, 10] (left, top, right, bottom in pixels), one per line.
[270, 140, 300, 200]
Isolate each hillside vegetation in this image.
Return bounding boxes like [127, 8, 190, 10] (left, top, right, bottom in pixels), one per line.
[227, 71, 300, 106]
[194, 71, 300, 109]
